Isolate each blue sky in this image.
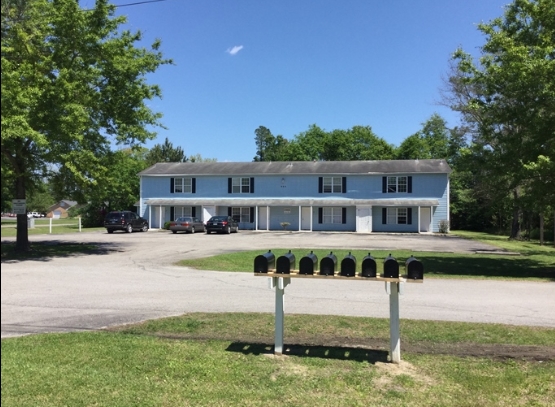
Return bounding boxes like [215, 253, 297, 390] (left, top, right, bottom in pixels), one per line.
[105, 0, 510, 162]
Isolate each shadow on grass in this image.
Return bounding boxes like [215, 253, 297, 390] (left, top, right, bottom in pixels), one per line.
[226, 342, 389, 364]
[420, 254, 555, 281]
[1, 240, 122, 263]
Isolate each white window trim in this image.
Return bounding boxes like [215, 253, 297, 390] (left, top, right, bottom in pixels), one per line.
[232, 177, 251, 194]
[387, 176, 407, 193]
[323, 207, 342, 224]
[387, 207, 408, 224]
[232, 207, 251, 223]
[173, 177, 193, 194]
[323, 176, 342, 193]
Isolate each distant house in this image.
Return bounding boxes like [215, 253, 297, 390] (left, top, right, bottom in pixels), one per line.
[46, 200, 78, 219]
[138, 160, 451, 233]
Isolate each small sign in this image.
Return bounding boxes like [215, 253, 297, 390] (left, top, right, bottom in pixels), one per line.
[284, 208, 291, 214]
[12, 199, 26, 215]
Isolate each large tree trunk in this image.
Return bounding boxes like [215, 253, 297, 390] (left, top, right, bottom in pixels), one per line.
[539, 213, 544, 246]
[509, 189, 521, 240]
[15, 173, 30, 252]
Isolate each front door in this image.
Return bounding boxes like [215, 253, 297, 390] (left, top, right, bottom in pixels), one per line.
[202, 206, 215, 223]
[356, 206, 371, 233]
[258, 206, 268, 230]
[301, 207, 311, 230]
[420, 207, 431, 232]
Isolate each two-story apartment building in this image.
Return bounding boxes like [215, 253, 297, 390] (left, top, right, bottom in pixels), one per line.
[138, 159, 451, 233]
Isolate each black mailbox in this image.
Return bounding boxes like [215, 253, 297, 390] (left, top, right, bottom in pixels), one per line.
[299, 251, 318, 275]
[340, 252, 357, 277]
[254, 250, 275, 273]
[361, 253, 377, 278]
[383, 254, 399, 278]
[276, 250, 296, 274]
[319, 252, 337, 276]
[405, 255, 424, 280]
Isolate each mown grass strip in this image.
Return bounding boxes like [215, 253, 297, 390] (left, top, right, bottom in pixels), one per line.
[2, 313, 554, 407]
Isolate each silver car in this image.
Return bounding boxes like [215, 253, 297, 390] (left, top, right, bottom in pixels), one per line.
[169, 216, 205, 234]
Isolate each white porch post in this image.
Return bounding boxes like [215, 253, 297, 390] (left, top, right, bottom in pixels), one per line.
[418, 206, 421, 234]
[255, 206, 258, 231]
[298, 205, 301, 231]
[310, 206, 313, 231]
[159, 205, 162, 229]
[267, 206, 270, 231]
[148, 206, 151, 227]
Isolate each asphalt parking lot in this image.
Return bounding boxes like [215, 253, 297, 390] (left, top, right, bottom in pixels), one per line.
[2, 230, 554, 338]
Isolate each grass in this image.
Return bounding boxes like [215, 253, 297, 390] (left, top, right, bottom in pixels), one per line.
[177, 247, 555, 281]
[1, 218, 105, 238]
[2, 313, 554, 407]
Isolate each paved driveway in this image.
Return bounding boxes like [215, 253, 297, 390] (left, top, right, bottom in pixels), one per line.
[2, 230, 554, 338]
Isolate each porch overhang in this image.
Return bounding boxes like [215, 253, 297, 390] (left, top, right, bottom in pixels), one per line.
[143, 198, 440, 206]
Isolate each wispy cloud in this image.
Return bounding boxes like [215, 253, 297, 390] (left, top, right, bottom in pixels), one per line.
[226, 45, 244, 55]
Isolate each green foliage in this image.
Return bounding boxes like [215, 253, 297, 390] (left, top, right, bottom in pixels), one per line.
[144, 137, 186, 166]
[449, 0, 555, 238]
[163, 220, 171, 230]
[1, 0, 172, 249]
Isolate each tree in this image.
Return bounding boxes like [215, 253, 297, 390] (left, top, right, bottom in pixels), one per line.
[448, 0, 555, 239]
[397, 114, 451, 160]
[322, 126, 395, 161]
[1, 0, 172, 250]
[144, 137, 186, 166]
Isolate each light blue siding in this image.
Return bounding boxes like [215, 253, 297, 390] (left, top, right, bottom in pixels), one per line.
[140, 172, 449, 233]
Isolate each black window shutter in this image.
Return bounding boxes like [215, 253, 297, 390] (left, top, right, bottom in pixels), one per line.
[228, 207, 232, 216]
[250, 177, 255, 193]
[408, 176, 412, 193]
[228, 178, 232, 193]
[318, 208, 323, 223]
[192, 178, 196, 194]
[407, 208, 412, 224]
[170, 207, 175, 220]
[382, 208, 387, 224]
[170, 178, 174, 193]
[318, 177, 323, 193]
[382, 177, 387, 193]
[342, 177, 347, 193]
[192, 207, 196, 217]
[250, 207, 255, 223]
[342, 207, 347, 224]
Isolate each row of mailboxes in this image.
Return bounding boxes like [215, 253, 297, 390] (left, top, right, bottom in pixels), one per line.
[254, 251, 424, 279]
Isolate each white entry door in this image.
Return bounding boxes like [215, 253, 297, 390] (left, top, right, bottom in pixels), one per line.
[202, 206, 216, 223]
[258, 206, 268, 230]
[301, 207, 311, 230]
[151, 206, 161, 228]
[420, 207, 431, 232]
[356, 206, 372, 233]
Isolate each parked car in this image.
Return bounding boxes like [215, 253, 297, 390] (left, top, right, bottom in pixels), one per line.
[169, 216, 205, 234]
[104, 211, 149, 233]
[205, 215, 239, 234]
[27, 211, 41, 218]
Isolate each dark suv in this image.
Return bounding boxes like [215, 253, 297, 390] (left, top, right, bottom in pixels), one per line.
[104, 211, 149, 234]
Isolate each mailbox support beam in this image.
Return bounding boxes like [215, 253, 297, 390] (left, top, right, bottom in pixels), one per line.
[387, 282, 401, 363]
[270, 277, 290, 355]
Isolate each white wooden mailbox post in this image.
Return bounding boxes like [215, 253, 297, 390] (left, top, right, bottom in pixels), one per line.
[255, 272, 421, 364]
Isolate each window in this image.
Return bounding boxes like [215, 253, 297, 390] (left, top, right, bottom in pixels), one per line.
[386, 208, 409, 224]
[232, 177, 252, 193]
[323, 177, 342, 193]
[387, 176, 407, 193]
[319, 176, 346, 193]
[231, 207, 251, 223]
[172, 177, 193, 193]
[323, 207, 342, 224]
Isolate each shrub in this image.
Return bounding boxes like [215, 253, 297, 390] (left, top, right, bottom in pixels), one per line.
[164, 221, 171, 230]
[438, 219, 450, 234]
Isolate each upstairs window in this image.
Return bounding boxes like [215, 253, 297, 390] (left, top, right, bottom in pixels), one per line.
[229, 177, 254, 194]
[171, 177, 195, 194]
[319, 177, 346, 193]
[383, 176, 412, 193]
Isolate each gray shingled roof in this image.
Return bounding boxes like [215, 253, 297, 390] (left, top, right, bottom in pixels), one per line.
[139, 160, 451, 176]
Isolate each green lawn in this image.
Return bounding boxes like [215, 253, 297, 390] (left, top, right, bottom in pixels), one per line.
[2, 313, 554, 407]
